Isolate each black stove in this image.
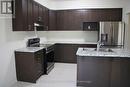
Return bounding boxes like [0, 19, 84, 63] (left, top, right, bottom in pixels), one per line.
[40, 44, 55, 74]
[27, 38, 55, 74]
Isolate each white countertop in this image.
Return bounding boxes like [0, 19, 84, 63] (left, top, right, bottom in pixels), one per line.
[15, 47, 45, 53]
[15, 41, 97, 53]
[42, 41, 97, 45]
[76, 48, 130, 58]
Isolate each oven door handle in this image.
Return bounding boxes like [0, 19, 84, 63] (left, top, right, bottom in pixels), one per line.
[46, 49, 54, 54]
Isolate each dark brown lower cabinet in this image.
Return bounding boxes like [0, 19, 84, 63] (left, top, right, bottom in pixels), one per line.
[110, 58, 121, 87]
[110, 58, 130, 87]
[54, 44, 97, 63]
[77, 57, 130, 87]
[15, 49, 45, 83]
[77, 57, 111, 87]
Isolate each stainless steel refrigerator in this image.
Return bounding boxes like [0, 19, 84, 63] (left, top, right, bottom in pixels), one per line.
[99, 22, 125, 47]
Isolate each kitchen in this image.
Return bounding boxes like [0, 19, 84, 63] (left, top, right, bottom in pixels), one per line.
[0, 0, 130, 87]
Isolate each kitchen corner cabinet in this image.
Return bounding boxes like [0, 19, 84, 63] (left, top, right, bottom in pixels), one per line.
[49, 10, 57, 30]
[77, 57, 130, 87]
[54, 44, 97, 63]
[13, 0, 49, 31]
[33, 1, 49, 31]
[15, 49, 45, 83]
[13, 0, 34, 31]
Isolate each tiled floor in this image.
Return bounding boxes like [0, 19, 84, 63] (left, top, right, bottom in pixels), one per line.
[12, 63, 77, 87]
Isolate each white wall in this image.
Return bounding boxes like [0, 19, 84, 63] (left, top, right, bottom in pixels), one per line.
[49, 0, 128, 10]
[123, 0, 130, 49]
[0, 1, 47, 86]
[34, 0, 56, 9]
[127, 15, 130, 49]
[46, 31, 98, 42]
[0, 17, 32, 87]
[0, 16, 48, 87]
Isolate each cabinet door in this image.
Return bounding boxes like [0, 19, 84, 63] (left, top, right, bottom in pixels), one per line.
[49, 10, 57, 30]
[33, 1, 39, 23]
[44, 7, 49, 29]
[55, 44, 76, 63]
[56, 10, 82, 30]
[110, 58, 130, 87]
[13, 0, 28, 31]
[15, 52, 42, 83]
[56, 11, 64, 30]
[110, 58, 121, 87]
[42, 6, 49, 30]
[77, 57, 111, 87]
[38, 5, 43, 22]
[27, 0, 34, 31]
[22, 0, 28, 31]
[34, 50, 44, 75]
[82, 10, 94, 22]
[120, 58, 130, 87]
[55, 44, 97, 63]
[108, 9, 122, 21]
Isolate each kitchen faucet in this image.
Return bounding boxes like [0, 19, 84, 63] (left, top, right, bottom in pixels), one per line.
[97, 40, 104, 51]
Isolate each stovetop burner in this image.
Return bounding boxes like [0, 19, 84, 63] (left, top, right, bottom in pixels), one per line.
[27, 38, 54, 51]
[27, 38, 40, 47]
[40, 44, 54, 48]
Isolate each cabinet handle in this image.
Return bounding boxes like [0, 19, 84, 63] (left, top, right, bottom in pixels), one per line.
[38, 17, 42, 21]
[46, 26, 48, 30]
[78, 81, 92, 84]
[28, 25, 31, 30]
[36, 57, 41, 63]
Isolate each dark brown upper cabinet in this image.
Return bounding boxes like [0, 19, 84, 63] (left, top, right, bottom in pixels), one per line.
[33, 1, 39, 24]
[33, 1, 49, 31]
[13, 0, 49, 31]
[43, 6, 50, 28]
[49, 10, 57, 30]
[13, 1, 122, 31]
[77, 8, 122, 22]
[28, 0, 34, 31]
[56, 10, 82, 30]
[13, 0, 31, 31]
[56, 8, 122, 31]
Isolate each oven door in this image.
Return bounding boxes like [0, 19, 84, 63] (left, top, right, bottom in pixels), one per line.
[45, 48, 55, 74]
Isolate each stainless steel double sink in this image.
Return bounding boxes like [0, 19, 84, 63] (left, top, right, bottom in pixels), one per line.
[94, 48, 114, 52]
